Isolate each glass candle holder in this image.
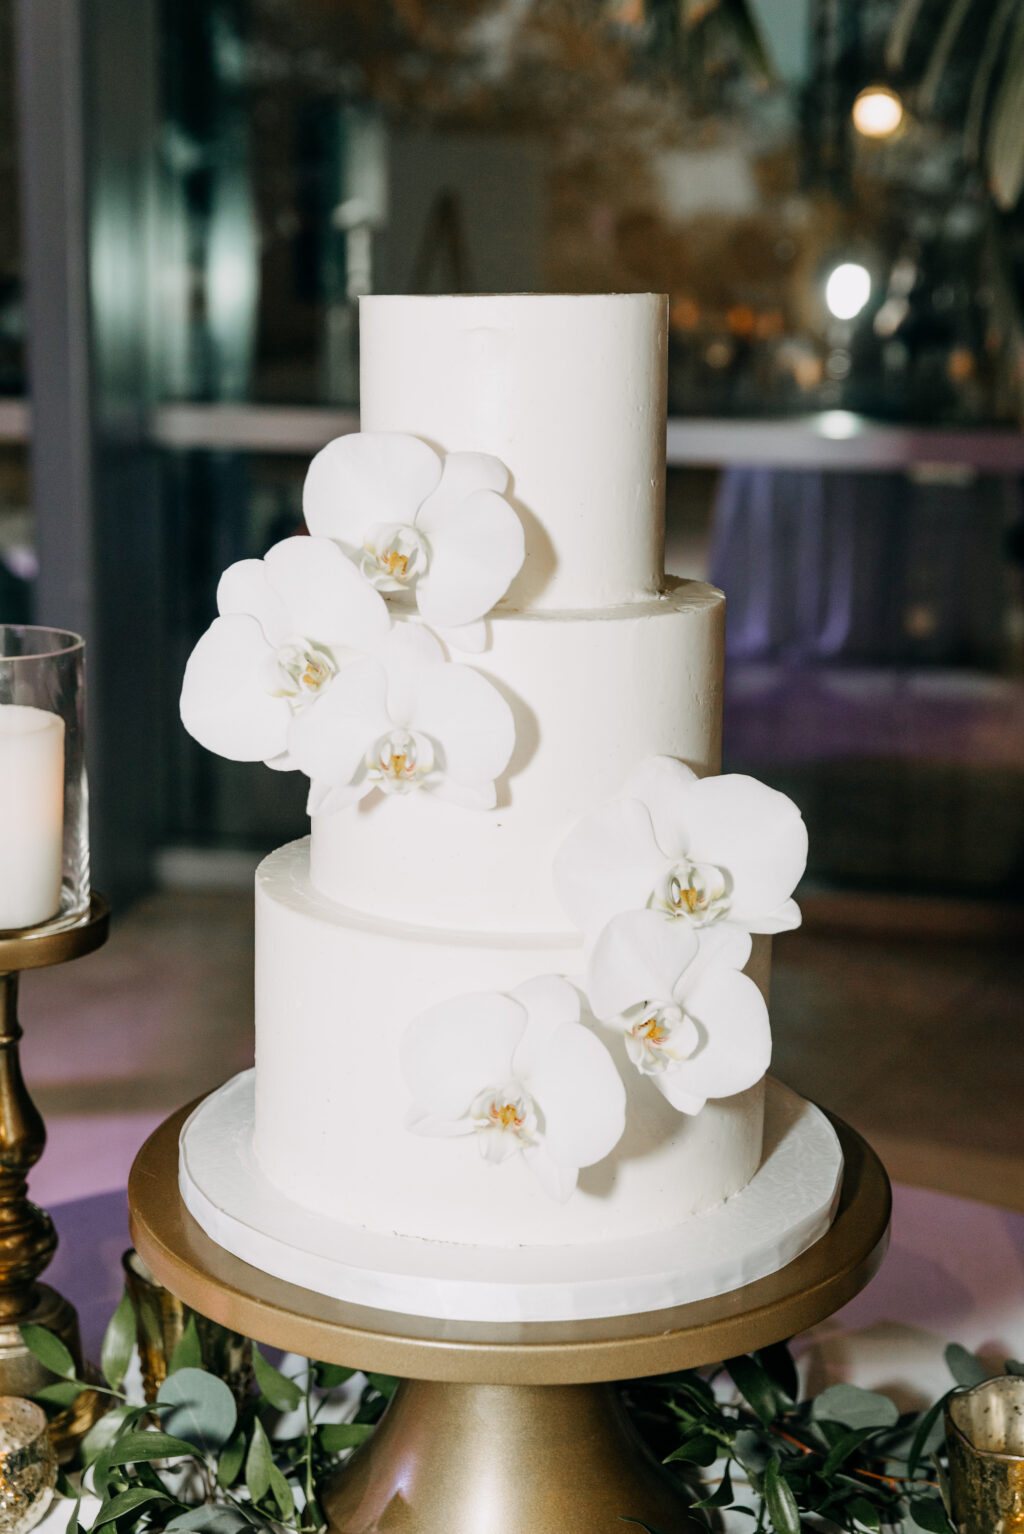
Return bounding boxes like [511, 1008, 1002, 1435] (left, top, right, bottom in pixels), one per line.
[0, 627, 89, 933]
[946, 1376, 1024, 1533]
[0, 1398, 56, 1534]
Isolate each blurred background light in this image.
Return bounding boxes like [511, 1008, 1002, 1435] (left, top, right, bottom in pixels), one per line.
[852, 85, 905, 140]
[825, 262, 872, 320]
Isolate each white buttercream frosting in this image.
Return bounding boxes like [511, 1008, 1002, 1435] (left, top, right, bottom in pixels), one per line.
[358, 293, 667, 610]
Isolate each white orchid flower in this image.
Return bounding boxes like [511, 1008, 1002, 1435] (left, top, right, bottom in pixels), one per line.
[401, 975, 626, 1202]
[179, 536, 390, 768]
[587, 909, 771, 1115]
[554, 755, 808, 937]
[289, 621, 515, 816]
[303, 432, 525, 649]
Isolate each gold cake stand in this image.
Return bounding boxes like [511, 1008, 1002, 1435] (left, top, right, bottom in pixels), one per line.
[129, 1100, 891, 1533]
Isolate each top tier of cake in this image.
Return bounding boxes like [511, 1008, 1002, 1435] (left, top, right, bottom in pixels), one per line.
[359, 292, 667, 611]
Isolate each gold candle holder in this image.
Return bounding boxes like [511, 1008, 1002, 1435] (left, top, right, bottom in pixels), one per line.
[946, 1376, 1024, 1533]
[123, 1250, 253, 1405]
[0, 1399, 56, 1534]
[0, 900, 109, 1415]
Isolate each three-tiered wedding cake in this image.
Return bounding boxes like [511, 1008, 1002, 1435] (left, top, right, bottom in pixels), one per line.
[177, 294, 842, 1322]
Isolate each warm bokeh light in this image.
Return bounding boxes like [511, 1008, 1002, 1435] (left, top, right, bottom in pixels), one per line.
[825, 263, 871, 320]
[852, 86, 905, 139]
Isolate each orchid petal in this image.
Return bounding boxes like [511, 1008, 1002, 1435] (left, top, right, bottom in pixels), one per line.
[671, 968, 771, 1102]
[527, 1022, 626, 1168]
[217, 560, 290, 649]
[377, 623, 446, 725]
[674, 925, 753, 999]
[407, 1113, 475, 1139]
[744, 897, 802, 935]
[510, 976, 581, 1081]
[303, 432, 442, 554]
[180, 615, 290, 761]
[431, 779, 497, 810]
[305, 778, 371, 817]
[415, 451, 510, 536]
[416, 490, 525, 629]
[435, 618, 488, 655]
[401, 992, 525, 1120]
[522, 1145, 578, 1202]
[655, 1078, 707, 1115]
[553, 798, 666, 934]
[676, 774, 808, 920]
[412, 662, 516, 786]
[264, 747, 299, 773]
[288, 658, 389, 786]
[624, 755, 700, 860]
[263, 536, 390, 648]
[587, 909, 699, 1022]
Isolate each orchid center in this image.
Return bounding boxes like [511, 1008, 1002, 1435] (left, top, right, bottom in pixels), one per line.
[653, 858, 731, 927]
[366, 727, 435, 794]
[274, 639, 336, 704]
[470, 1083, 538, 1163]
[624, 1001, 700, 1075]
[361, 523, 428, 591]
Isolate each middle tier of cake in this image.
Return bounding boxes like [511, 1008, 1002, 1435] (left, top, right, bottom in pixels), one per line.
[253, 840, 771, 1250]
[309, 577, 724, 932]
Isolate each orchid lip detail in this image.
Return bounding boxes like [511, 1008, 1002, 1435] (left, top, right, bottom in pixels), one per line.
[361, 524, 429, 591]
[623, 1001, 700, 1075]
[652, 858, 731, 926]
[366, 726, 435, 794]
[470, 1083, 538, 1162]
[273, 638, 337, 703]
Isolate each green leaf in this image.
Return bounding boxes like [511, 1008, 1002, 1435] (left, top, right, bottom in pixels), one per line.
[846, 1495, 881, 1529]
[762, 1456, 800, 1534]
[664, 1433, 720, 1467]
[252, 1345, 303, 1411]
[365, 1373, 398, 1399]
[20, 1324, 77, 1380]
[80, 1407, 145, 1469]
[169, 1315, 203, 1374]
[317, 1422, 374, 1453]
[268, 1461, 294, 1521]
[217, 1425, 247, 1489]
[821, 1425, 884, 1477]
[245, 1419, 273, 1505]
[165, 1508, 253, 1533]
[732, 1428, 769, 1476]
[1006, 1359, 1024, 1376]
[812, 1384, 899, 1430]
[909, 1498, 954, 1532]
[156, 1368, 237, 1453]
[908, 1394, 952, 1480]
[691, 1463, 734, 1509]
[726, 1354, 780, 1426]
[100, 1291, 136, 1393]
[755, 1342, 798, 1404]
[34, 1380, 87, 1408]
[92, 1488, 173, 1527]
[945, 1344, 989, 1389]
[105, 1431, 203, 1466]
[314, 1362, 356, 1390]
[64, 1499, 79, 1534]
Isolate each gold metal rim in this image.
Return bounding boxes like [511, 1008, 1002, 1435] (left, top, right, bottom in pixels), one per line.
[129, 1092, 891, 1384]
[0, 895, 110, 972]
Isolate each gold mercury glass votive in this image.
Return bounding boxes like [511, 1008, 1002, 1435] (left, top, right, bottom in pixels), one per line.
[0, 1399, 56, 1534]
[946, 1375, 1024, 1533]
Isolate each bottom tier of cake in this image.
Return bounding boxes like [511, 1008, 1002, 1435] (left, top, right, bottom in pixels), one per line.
[254, 840, 774, 1249]
[180, 1073, 842, 1323]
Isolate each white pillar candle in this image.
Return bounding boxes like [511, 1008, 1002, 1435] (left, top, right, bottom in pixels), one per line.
[0, 704, 65, 929]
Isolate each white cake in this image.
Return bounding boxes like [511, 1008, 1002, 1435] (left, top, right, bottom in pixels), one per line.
[178, 293, 839, 1322]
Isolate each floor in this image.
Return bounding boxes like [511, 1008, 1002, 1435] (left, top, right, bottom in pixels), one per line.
[16, 883, 1024, 1215]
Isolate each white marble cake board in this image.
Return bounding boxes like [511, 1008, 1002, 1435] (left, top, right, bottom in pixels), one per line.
[179, 1072, 843, 1324]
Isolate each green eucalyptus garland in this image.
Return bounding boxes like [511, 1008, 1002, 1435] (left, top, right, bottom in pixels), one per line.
[20, 1294, 1005, 1534]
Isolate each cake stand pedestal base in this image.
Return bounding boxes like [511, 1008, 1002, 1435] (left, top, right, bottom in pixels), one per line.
[129, 1100, 891, 1534]
[322, 1379, 699, 1533]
